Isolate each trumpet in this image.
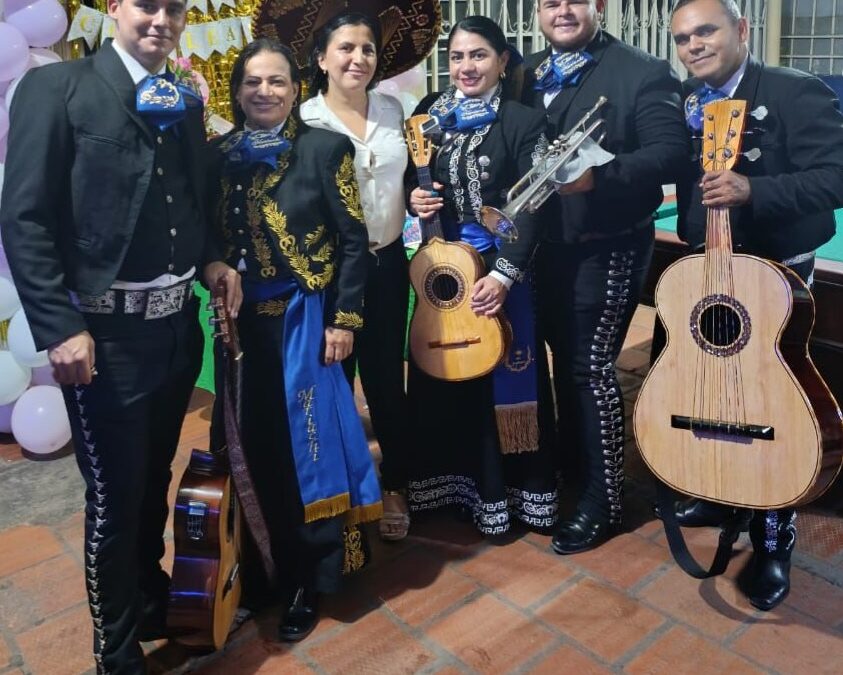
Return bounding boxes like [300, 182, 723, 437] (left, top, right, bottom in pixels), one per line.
[480, 96, 608, 243]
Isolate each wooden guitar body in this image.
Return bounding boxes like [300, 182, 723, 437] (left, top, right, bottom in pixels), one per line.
[634, 253, 843, 508]
[409, 237, 510, 381]
[168, 449, 242, 649]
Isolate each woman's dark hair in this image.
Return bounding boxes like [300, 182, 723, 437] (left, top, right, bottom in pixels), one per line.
[447, 15, 524, 101]
[230, 38, 301, 129]
[308, 12, 383, 95]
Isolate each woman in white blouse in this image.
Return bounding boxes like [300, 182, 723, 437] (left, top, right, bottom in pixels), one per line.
[300, 11, 411, 541]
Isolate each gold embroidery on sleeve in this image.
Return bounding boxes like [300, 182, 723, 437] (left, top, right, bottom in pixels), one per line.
[335, 153, 365, 223]
[334, 310, 364, 330]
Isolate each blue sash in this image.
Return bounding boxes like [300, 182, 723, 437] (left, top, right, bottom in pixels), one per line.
[534, 51, 594, 92]
[243, 278, 383, 524]
[684, 85, 729, 131]
[219, 130, 291, 171]
[457, 223, 540, 454]
[431, 97, 497, 132]
[136, 73, 202, 131]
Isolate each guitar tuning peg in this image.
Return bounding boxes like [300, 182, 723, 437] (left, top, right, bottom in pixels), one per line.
[742, 147, 762, 162]
[208, 316, 219, 326]
[749, 105, 768, 121]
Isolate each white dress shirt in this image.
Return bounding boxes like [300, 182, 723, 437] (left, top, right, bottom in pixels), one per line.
[300, 90, 408, 250]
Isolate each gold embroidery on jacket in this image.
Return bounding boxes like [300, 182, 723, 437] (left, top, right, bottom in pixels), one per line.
[335, 153, 365, 223]
[263, 202, 335, 289]
[304, 225, 326, 248]
[334, 310, 364, 330]
[255, 298, 289, 316]
[312, 240, 335, 263]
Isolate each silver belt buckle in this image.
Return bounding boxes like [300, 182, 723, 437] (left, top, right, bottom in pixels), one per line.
[76, 290, 117, 314]
[144, 281, 190, 319]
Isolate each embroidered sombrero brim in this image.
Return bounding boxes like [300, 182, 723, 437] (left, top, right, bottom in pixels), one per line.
[253, 0, 442, 80]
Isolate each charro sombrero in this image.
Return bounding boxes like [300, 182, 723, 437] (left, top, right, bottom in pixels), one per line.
[253, 0, 442, 80]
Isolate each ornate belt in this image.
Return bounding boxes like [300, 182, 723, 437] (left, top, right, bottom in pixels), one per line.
[73, 277, 195, 319]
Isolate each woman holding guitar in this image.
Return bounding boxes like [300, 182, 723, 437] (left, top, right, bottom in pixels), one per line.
[405, 16, 559, 536]
[208, 38, 382, 642]
[300, 12, 413, 542]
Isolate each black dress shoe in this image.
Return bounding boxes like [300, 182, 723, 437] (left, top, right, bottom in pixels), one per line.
[551, 511, 616, 555]
[278, 587, 319, 642]
[747, 556, 791, 611]
[671, 499, 738, 528]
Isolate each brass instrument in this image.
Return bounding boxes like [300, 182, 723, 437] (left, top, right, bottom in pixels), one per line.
[480, 96, 608, 242]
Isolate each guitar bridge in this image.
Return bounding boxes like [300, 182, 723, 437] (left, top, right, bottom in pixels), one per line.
[428, 336, 481, 349]
[671, 415, 774, 441]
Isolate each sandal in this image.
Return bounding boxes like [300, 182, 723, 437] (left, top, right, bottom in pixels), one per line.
[379, 490, 411, 541]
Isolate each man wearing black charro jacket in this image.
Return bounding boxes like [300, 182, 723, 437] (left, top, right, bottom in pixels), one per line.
[0, 0, 240, 671]
[664, 0, 843, 611]
[523, 0, 688, 554]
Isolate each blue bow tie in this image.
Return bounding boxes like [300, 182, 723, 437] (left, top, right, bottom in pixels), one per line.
[684, 85, 729, 131]
[534, 51, 594, 92]
[219, 130, 292, 171]
[431, 97, 497, 132]
[136, 72, 202, 131]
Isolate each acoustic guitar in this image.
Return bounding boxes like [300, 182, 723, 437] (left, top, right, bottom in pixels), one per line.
[634, 99, 843, 509]
[168, 287, 243, 649]
[404, 114, 510, 381]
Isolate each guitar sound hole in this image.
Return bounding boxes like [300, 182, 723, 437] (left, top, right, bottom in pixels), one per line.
[423, 264, 466, 310]
[432, 273, 459, 301]
[698, 304, 741, 347]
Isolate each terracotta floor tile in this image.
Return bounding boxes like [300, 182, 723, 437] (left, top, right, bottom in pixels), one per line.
[429, 667, 464, 675]
[732, 607, 843, 675]
[16, 604, 93, 675]
[309, 610, 434, 674]
[194, 637, 313, 674]
[536, 578, 664, 663]
[364, 547, 480, 627]
[0, 633, 11, 669]
[795, 509, 843, 559]
[525, 644, 612, 674]
[783, 568, 843, 626]
[458, 539, 575, 608]
[625, 625, 765, 675]
[637, 566, 755, 641]
[650, 526, 754, 582]
[567, 533, 671, 589]
[426, 593, 556, 674]
[0, 554, 86, 633]
[54, 512, 85, 553]
[0, 435, 23, 464]
[0, 525, 65, 578]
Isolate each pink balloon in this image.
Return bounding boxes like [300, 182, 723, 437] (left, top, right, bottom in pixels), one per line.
[0, 23, 30, 82]
[0, 105, 8, 143]
[10, 385, 71, 454]
[377, 80, 400, 97]
[6, 0, 69, 49]
[0, 81, 10, 97]
[0, 133, 7, 163]
[4, 0, 33, 13]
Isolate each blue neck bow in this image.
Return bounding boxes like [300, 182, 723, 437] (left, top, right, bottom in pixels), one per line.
[684, 85, 729, 131]
[136, 72, 202, 131]
[534, 51, 594, 92]
[431, 97, 497, 132]
[219, 130, 292, 171]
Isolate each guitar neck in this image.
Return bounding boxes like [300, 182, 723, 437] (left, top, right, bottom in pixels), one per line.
[416, 165, 444, 241]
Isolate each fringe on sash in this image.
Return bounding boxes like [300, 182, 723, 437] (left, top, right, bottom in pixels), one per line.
[495, 401, 539, 454]
[346, 501, 384, 526]
[303, 493, 351, 523]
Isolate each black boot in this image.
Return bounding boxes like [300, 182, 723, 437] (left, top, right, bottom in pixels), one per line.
[278, 587, 319, 642]
[747, 509, 796, 611]
[551, 511, 616, 555]
[655, 498, 743, 528]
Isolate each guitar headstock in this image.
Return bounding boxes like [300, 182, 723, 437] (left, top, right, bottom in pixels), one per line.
[405, 114, 436, 168]
[210, 283, 243, 361]
[701, 99, 747, 172]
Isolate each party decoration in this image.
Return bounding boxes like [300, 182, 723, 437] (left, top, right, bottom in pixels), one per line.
[7, 309, 49, 368]
[0, 402, 13, 434]
[0, 23, 30, 82]
[5, 0, 69, 49]
[0, 350, 31, 405]
[10, 385, 71, 454]
[30, 364, 59, 387]
[0, 276, 21, 320]
[4, 47, 63, 113]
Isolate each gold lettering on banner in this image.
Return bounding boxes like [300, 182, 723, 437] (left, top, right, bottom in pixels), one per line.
[505, 346, 533, 373]
[183, 32, 196, 51]
[298, 385, 319, 462]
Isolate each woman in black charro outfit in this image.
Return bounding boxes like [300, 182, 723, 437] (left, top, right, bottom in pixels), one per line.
[208, 38, 381, 642]
[405, 16, 559, 536]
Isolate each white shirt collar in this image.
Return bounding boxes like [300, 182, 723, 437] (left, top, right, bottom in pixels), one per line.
[244, 120, 287, 136]
[707, 53, 749, 98]
[111, 40, 166, 86]
[454, 87, 496, 104]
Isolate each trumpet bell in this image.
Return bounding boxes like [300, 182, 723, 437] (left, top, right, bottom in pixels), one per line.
[480, 206, 519, 243]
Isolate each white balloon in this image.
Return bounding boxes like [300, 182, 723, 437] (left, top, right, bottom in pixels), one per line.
[30, 364, 58, 386]
[0, 401, 13, 434]
[0, 350, 30, 405]
[397, 92, 421, 118]
[0, 275, 21, 319]
[7, 309, 48, 367]
[4, 49, 61, 113]
[11, 385, 71, 454]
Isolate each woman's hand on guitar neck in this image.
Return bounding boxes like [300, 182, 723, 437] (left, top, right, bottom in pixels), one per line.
[410, 182, 445, 220]
[471, 275, 508, 317]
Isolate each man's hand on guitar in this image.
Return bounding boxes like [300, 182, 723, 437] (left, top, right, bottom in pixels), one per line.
[49, 330, 96, 385]
[204, 261, 243, 319]
[410, 182, 444, 221]
[700, 170, 751, 208]
[471, 276, 508, 317]
[324, 327, 353, 365]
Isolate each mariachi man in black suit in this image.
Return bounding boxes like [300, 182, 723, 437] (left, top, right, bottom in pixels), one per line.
[0, 0, 240, 672]
[523, 0, 689, 554]
[664, 0, 843, 611]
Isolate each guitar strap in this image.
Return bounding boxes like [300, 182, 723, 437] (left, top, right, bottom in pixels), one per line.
[221, 352, 276, 582]
[655, 479, 748, 579]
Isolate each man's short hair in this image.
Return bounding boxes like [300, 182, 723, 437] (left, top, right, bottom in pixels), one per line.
[671, 0, 743, 24]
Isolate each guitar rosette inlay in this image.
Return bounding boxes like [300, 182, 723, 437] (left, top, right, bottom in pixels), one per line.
[689, 294, 751, 356]
[424, 264, 466, 310]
